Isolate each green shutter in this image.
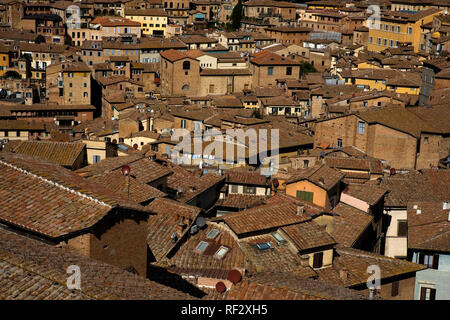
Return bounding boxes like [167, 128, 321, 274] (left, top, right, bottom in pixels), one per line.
[296, 191, 314, 203]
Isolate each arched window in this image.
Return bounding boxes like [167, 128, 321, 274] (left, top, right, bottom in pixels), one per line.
[183, 61, 190, 70]
[182, 85, 190, 90]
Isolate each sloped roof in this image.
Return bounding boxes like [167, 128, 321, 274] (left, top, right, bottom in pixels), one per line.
[331, 203, 373, 247]
[284, 164, 345, 190]
[0, 153, 151, 239]
[217, 197, 310, 236]
[281, 220, 336, 251]
[11, 141, 85, 168]
[407, 201, 450, 252]
[0, 228, 196, 300]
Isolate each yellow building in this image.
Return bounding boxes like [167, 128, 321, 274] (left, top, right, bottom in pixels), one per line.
[342, 68, 421, 95]
[125, 8, 168, 37]
[0, 48, 10, 77]
[368, 8, 443, 53]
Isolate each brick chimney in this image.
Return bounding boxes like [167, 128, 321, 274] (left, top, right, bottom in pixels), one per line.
[299, 254, 310, 267]
[339, 268, 349, 282]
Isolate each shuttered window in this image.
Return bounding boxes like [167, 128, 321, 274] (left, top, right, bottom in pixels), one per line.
[420, 287, 436, 300]
[243, 186, 256, 194]
[397, 220, 408, 237]
[391, 281, 399, 297]
[313, 252, 323, 269]
[296, 190, 314, 203]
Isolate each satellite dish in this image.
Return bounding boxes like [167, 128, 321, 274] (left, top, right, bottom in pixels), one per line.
[190, 225, 198, 235]
[195, 217, 206, 228]
[320, 151, 326, 158]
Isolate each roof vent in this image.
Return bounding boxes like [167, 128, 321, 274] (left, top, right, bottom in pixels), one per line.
[416, 208, 421, 215]
[443, 202, 450, 210]
[340, 268, 349, 281]
[297, 205, 304, 216]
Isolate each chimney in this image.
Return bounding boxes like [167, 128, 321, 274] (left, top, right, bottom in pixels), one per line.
[299, 254, 310, 267]
[297, 205, 304, 216]
[339, 268, 349, 282]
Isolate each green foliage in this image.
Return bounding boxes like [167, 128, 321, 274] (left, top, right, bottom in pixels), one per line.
[230, 0, 243, 31]
[301, 61, 317, 74]
[3, 70, 20, 79]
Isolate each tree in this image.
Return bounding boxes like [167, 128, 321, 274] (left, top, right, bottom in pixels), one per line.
[300, 61, 317, 75]
[230, 0, 243, 31]
[3, 71, 21, 79]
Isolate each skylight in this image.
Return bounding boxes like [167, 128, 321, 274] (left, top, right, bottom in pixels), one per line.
[195, 241, 209, 253]
[271, 231, 287, 245]
[206, 228, 220, 239]
[256, 242, 273, 251]
[214, 246, 229, 260]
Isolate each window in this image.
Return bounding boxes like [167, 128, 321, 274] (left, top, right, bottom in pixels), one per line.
[418, 253, 439, 269]
[420, 287, 436, 300]
[313, 252, 323, 268]
[214, 246, 229, 259]
[397, 220, 408, 237]
[296, 190, 313, 202]
[303, 160, 309, 168]
[183, 61, 190, 70]
[337, 138, 342, 148]
[268, 66, 273, 76]
[256, 242, 273, 251]
[271, 231, 287, 245]
[407, 27, 412, 34]
[286, 66, 292, 75]
[181, 84, 189, 91]
[358, 121, 365, 134]
[194, 241, 209, 253]
[180, 119, 186, 128]
[243, 185, 256, 194]
[391, 281, 399, 297]
[93, 155, 101, 163]
[209, 84, 215, 93]
[230, 184, 238, 193]
[203, 228, 220, 240]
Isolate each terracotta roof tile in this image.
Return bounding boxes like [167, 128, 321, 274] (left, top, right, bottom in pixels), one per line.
[11, 141, 85, 168]
[331, 203, 373, 247]
[407, 201, 450, 252]
[0, 228, 196, 299]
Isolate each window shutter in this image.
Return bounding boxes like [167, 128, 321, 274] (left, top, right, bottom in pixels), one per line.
[432, 255, 439, 270]
[420, 287, 427, 300]
[391, 281, 399, 297]
[430, 288, 436, 301]
[313, 252, 323, 268]
[418, 253, 424, 265]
